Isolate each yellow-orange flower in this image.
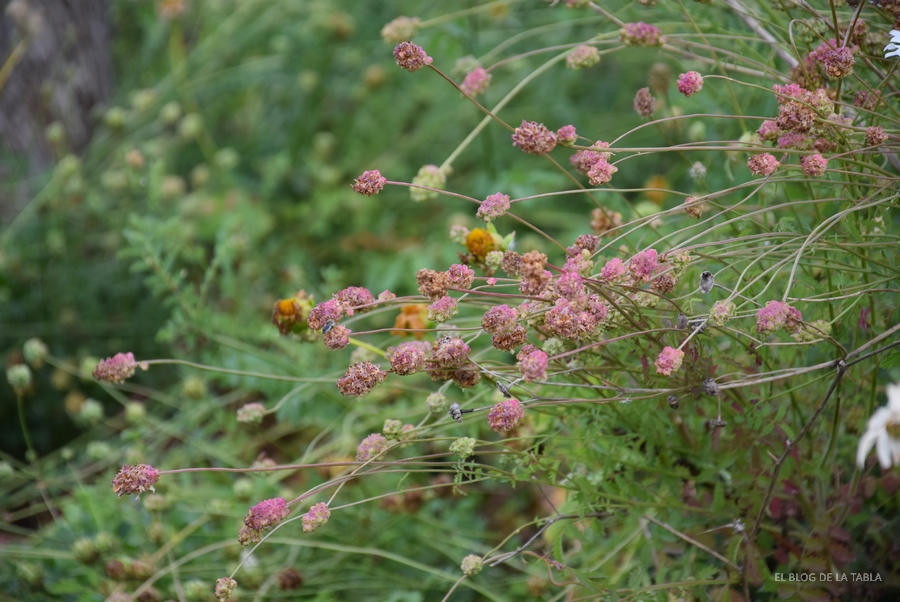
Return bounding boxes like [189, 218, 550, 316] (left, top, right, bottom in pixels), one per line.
[466, 228, 496, 261]
[393, 304, 428, 339]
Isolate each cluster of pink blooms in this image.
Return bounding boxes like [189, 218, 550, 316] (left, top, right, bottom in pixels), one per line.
[633, 87, 655, 117]
[112, 464, 161, 498]
[323, 324, 351, 350]
[428, 336, 480, 388]
[683, 196, 703, 219]
[301, 502, 331, 533]
[757, 84, 841, 154]
[487, 398, 525, 433]
[481, 304, 527, 351]
[336, 361, 388, 397]
[619, 22, 664, 47]
[809, 38, 856, 79]
[800, 153, 828, 178]
[756, 300, 803, 334]
[676, 71, 703, 97]
[518, 344, 548, 382]
[93, 352, 148, 384]
[215, 577, 237, 601]
[629, 248, 660, 282]
[599, 257, 627, 283]
[866, 126, 887, 147]
[655, 346, 684, 377]
[556, 125, 577, 147]
[416, 263, 475, 300]
[387, 341, 431, 375]
[393, 41, 433, 72]
[566, 44, 601, 69]
[356, 433, 389, 462]
[477, 192, 511, 222]
[511, 120, 558, 155]
[460, 67, 491, 97]
[568, 140, 617, 187]
[238, 497, 291, 546]
[352, 169, 387, 196]
[747, 153, 780, 177]
[427, 295, 458, 323]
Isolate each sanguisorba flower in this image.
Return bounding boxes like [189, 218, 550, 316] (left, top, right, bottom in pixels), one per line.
[654, 346, 684, 376]
[93, 352, 148, 384]
[633, 87, 655, 117]
[620, 22, 664, 47]
[676, 71, 704, 97]
[380, 16, 420, 44]
[336, 361, 388, 397]
[476, 192, 511, 222]
[857, 383, 900, 469]
[460, 67, 491, 97]
[215, 577, 237, 602]
[747, 153, 780, 177]
[487, 398, 524, 433]
[755, 300, 802, 334]
[511, 120, 557, 155]
[800, 153, 827, 178]
[393, 41, 433, 72]
[356, 433, 389, 462]
[112, 464, 161, 498]
[566, 44, 601, 69]
[352, 169, 386, 196]
[239, 497, 291, 546]
[301, 502, 331, 533]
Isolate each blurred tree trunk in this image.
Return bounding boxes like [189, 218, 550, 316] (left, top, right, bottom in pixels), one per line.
[0, 0, 111, 218]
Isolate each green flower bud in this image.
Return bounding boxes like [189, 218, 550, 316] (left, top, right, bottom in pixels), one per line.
[7, 364, 32, 393]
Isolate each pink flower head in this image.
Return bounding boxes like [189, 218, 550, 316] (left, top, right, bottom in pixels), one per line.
[629, 248, 660, 282]
[572, 140, 612, 174]
[757, 120, 781, 142]
[481, 304, 519, 335]
[487, 398, 524, 433]
[323, 324, 351, 350]
[236, 402, 267, 424]
[356, 433, 389, 462]
[447, 263, 475, 290]
[518, 347, 548, 382]
[747, 153, 780, 176]
[566, 44, 601, 69]
[866, 126, 887, 147]
[599, 257, 627, 283]
[308, 299, 344, 330]
[94, 352, 147, 384]
[554, 271, 585, 300]
[301, 502, 331, 533]
[511, 120, 557, 155]
[683, 196, 703, 219]
[633, 87, 655, 117]
[388, 341, 430, 375]
[587, 158, 618, 186]
[112, 464, 160, 498]
[544, 298, 583, 340]
[655, 346, 684, 376]
[243, 497, 290, 532]
[215, 577, 237, 601]
[676, 71, 704, 97]
[431, 336, 471, 367]
[777, 132, 812, 150]
[427, 295, 458, 323]
[620, 22, 664, 46]
[556, 125, 577, 147]
[477, 192, 511, 222]
[239, 497, 291, 546]
[352, 170, 387, 196]
[756, 300, 803, 334]
[378, 289, 396, 302]
[333, 286, 376, 315]
[800, 153, 827, 178]
[810, 38, 856, 79]
[460, 67, 491, 97]
[336, 361, 388, 397]
[393, 41, 433, 72]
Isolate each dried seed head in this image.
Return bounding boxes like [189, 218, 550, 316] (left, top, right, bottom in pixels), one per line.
[699, 271, 714, 294]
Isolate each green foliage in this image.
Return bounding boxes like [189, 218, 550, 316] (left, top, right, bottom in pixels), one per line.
[3, 1, 900, 601]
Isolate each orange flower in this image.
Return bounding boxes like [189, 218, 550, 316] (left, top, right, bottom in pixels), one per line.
[466, 228, 496, 261]
[393, 304, 428, 339]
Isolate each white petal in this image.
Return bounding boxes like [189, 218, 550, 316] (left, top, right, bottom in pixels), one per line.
[865, 406, 891, 431]
[857, 429, 879, 467]
[891, 437, 900, 465]
[886, 47, 900, 59]
[887, 383, 900, 412]
[876, 432, 894, 469]
[891, 30, 900, 43]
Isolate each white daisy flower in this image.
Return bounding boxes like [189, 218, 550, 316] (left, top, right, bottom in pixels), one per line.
[885, 30, 900, 59]
[856, 383, 900, 469]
